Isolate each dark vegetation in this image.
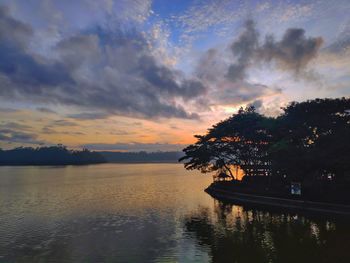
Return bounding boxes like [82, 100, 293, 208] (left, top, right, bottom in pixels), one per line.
[0, 145, 183, 165]
[180, 98, 350, 203]
[0, 145, 106, 165]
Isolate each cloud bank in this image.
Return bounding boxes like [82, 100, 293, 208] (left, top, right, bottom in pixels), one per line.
[0, 5, 205, 120]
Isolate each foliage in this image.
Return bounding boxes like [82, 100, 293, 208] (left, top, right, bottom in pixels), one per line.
[271, 97, 350, 182]
[180, 97, 350, 185]
[0, 145, 106, 165]
[179, 106, 275, 178]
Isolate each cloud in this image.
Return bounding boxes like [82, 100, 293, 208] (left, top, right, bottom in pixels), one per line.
[67, 112, 110, 120]
[0, 107, 18, 113]
[0, 1, 343, 132]
[175, 0, 245, 36]
[195, 48, 228, 84]
[0, 6, 32, 48]
[247, 99, 263, 111]
[258, 28, 323, 73]
[56, 34, 101, 69]
[82, 142, 187, 152]
[0, 7, 73, 89]
[51, 120, 78, 127]
[0, 130, 44, 144]
[36, 107, 56, 114]
[226, 19, 323, 80]
[173, 0, 319, 46]
[109, 130, 131, 136]
[194, 21, 287, 107]
[0, 121, 43, 145]
[326, 20, 350, 54]
[327, 36, 350, 54]
[41, 126, 85, 136]
[226, 20, 259, 81]
[0, 121, 32, 130]
[212, 80, 281, 106]
[193, 19, 322, 108]
[0, 5, 206, 120]
[89, 0, 153, 23]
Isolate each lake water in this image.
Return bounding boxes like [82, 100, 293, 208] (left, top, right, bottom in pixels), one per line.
[0, 163, 349, 263]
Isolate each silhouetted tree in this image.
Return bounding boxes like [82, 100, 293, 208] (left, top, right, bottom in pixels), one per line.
[269, 98, 350, 188]
[180, 106, 275, 179]
[180, 97, 350, 199]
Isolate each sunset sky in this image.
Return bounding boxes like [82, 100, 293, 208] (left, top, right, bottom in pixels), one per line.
[0, 0, 349, 151]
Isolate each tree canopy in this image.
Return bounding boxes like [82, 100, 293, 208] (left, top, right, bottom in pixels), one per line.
[180, 97, 350, 184]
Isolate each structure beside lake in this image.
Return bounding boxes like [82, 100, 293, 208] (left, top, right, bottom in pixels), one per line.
[180, 98, 350, 208]
[205, 182, 350, 215]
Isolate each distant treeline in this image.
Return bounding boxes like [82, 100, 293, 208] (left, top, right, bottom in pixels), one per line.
[0, 145, 184, 165]
[100, 151, 183, 163]
[0, 145, 106, 165]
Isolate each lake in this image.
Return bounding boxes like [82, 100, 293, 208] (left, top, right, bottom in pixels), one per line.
[0, 163, 349, 263]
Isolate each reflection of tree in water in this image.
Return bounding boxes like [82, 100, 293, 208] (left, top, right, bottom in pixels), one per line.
[184, 200, 350, 263]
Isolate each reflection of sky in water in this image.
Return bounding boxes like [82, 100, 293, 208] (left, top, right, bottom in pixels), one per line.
[0, 164, 349, 262]
[0, 164, 212, 262]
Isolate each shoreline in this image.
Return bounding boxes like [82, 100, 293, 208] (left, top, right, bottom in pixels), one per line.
[0, 161, 180, 167]
[205, 183, 350, 216]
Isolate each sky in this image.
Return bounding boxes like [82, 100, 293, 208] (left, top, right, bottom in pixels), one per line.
[0, 0, 349, 151]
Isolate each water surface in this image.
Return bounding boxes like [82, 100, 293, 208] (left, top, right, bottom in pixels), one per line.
[0, 164, 349, 262]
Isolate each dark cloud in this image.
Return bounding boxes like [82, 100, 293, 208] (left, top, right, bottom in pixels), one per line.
[0, 7, 73, 89]
[0, 6, 205, 120]
[67, 112, 110, 120]
[258, 28, 323, 72]
[109, 130, 131, 136]
[41, 127, 56, 135]
[226, 19, 323, 81]
[82, 142, 187, 152]
[51, 120, 78, 127]
[137, 55, 205, 99]
[195, 48, 227, 83]
[36, 107, 57, 114]
[41, 126, 85, 136]
[0, 129, 43, 145]
[195, 43, 276, 107]
[0, 121, 44, 144]
[226, 20, 259, 81]
[0, 6, 32, 48]
[0, 121, 31, 130]
[0, 45, 74, 87]
[56, 34, 101, 68]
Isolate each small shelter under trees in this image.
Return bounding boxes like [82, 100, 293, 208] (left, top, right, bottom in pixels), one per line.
[179, 98, 350, 202]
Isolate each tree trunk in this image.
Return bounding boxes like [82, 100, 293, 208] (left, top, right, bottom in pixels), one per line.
[223, 163, 235, 180]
